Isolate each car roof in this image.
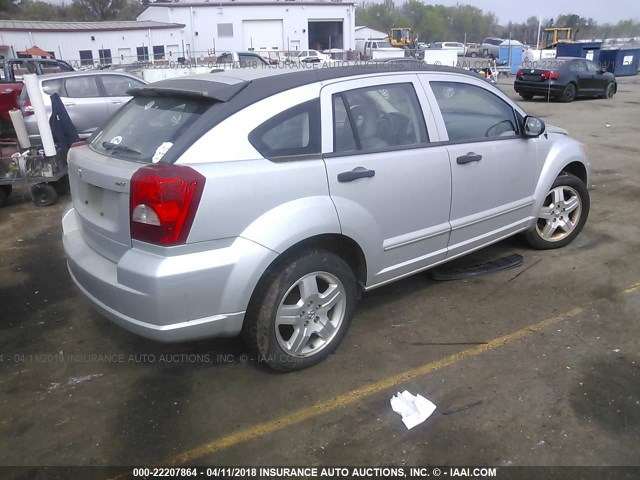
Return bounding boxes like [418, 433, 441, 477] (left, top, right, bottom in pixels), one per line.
[35, 70, 143, 82]
[130, 64, 479, 103]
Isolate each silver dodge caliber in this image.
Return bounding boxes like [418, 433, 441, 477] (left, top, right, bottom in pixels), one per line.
[63, 65, 590, 371]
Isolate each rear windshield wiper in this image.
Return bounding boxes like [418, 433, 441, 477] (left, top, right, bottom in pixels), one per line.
[102, 142, 141, 155]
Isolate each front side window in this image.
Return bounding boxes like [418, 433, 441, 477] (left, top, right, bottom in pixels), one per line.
[332, 83, 429, 153]
[431, 81, 518, 142]
[249, 99, 320, 159]
[101, 75, 144, 97]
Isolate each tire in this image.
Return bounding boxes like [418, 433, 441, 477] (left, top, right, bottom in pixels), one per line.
[243, 249, 358, 372]
[524, 173, 590, 250]
[31, 183, 58, 207]
[520, 93, 534, 101]
[0, 185, 12, 207]
[605, 83, 615, 99]
[561, 83, 577, 103]
[470, 52, 477, 58]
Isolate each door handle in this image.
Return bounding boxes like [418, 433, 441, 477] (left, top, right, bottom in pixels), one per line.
[64, 102, 76, 107]
[337, 167, 376, 182]
[110, 100, 122, 104]
[456, 152, 482, 164]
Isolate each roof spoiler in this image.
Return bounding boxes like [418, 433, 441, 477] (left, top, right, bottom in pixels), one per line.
[127, 77, 249, 102]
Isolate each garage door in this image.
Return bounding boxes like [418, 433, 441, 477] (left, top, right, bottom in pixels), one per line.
[242, 20, 284, 50]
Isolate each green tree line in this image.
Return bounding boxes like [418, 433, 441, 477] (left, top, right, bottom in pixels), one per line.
[2, 0, 639, 40]
[356, 1, 640, 45]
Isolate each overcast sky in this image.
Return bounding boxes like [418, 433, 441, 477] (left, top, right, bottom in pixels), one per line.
[425, 0, 640, 24]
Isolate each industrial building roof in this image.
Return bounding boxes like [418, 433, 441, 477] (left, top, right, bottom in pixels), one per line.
[0, 20, 185, 32]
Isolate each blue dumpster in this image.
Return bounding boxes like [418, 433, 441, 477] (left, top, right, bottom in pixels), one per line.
[598, 48, 640, 76]
[498, 41, 524, 74]
[556, 42, 602, 62]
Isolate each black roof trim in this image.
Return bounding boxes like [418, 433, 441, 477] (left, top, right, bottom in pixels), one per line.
[127, 77, 249, 102]
[157, 64, 482, 164]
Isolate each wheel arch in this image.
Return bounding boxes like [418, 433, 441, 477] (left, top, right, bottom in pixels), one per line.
[254, 233, 368, 294]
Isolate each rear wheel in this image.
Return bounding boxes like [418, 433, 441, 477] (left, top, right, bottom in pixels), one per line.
[243, 249, 358, 372]
[524, 173, 590, 250]
[561, 83, 577, 103]
[519, 93, 534, 100]
[470, 52, 478, 58]
[605, 83, 616, 99]
[31, 183, 57, 207]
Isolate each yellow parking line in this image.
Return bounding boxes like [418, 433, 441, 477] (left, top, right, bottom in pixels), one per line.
[110, 280, 640, 477]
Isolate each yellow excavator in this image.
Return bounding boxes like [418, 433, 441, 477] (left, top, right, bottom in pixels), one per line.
[539, 27, 575, 49]
[386, 27, 417, 50]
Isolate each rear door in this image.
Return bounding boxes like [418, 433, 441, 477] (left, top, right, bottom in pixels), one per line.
[421, 75, 538, 257]
[321, 74, 452, 287]
[98, 74, 145, 117]
[60, 75, 109, 137]
[570, 59, 594, 93]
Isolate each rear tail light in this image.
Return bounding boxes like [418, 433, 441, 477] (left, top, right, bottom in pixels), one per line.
[541, 71, 559, 80]
[23, 100, 34, 116]
[130, 164, 206, 246]
[516, 69, 524, 77]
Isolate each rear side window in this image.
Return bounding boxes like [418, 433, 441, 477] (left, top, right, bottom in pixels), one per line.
[64, 76, 100, 98]
[90, 96, 210, 163]
[431, 81, 518, 141]
[249, 99, 320, 159]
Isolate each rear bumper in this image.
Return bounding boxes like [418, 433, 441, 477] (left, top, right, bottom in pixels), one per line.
[514, 81, 565, 96]
[63, 207, 277, 342]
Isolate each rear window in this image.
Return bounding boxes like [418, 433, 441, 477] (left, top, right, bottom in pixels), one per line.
[90, 95, 210, 163]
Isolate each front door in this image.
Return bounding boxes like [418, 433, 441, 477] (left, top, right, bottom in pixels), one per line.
[421, 75, 538, 258]
[321, 75, 452, 288]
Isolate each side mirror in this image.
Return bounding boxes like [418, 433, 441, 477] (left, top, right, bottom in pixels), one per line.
[523, 115, 545, 137]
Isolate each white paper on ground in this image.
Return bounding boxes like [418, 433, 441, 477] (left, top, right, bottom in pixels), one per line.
[390, 390, 436, 430]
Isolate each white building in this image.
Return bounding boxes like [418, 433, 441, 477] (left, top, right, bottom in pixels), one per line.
[354, 26, 387, 41]
[0, 1, 355, 65]
[0, 20, 186, 65]
[137, 1, 356, 55]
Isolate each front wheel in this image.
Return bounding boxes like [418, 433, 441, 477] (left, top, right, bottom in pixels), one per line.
[243, 249, 358, 372]
[520, 93, 534, 100]
[524, 173, 590, 250]
[605, 83, 615, 99]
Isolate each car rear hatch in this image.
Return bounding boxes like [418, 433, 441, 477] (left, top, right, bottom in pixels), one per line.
[67, 76, 248, 262]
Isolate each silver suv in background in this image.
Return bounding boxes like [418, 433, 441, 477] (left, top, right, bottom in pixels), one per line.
[480, 37, 504, 58]
[18, 70, 146, 142]
[63, 66, 590, 371]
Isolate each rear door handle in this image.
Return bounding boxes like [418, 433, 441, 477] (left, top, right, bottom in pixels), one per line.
[64, 102, 76, 107]
[456, 152, 482, 164]
[337, 167, 376, 182]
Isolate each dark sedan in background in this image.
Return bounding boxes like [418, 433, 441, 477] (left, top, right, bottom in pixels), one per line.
[515, 57, 617, 102]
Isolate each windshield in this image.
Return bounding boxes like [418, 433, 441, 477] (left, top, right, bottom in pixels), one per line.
[90, 95, 210, 163]
[377, 41, 392, 48]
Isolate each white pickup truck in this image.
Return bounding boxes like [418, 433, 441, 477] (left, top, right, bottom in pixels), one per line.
[355, 40, 405, 60]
